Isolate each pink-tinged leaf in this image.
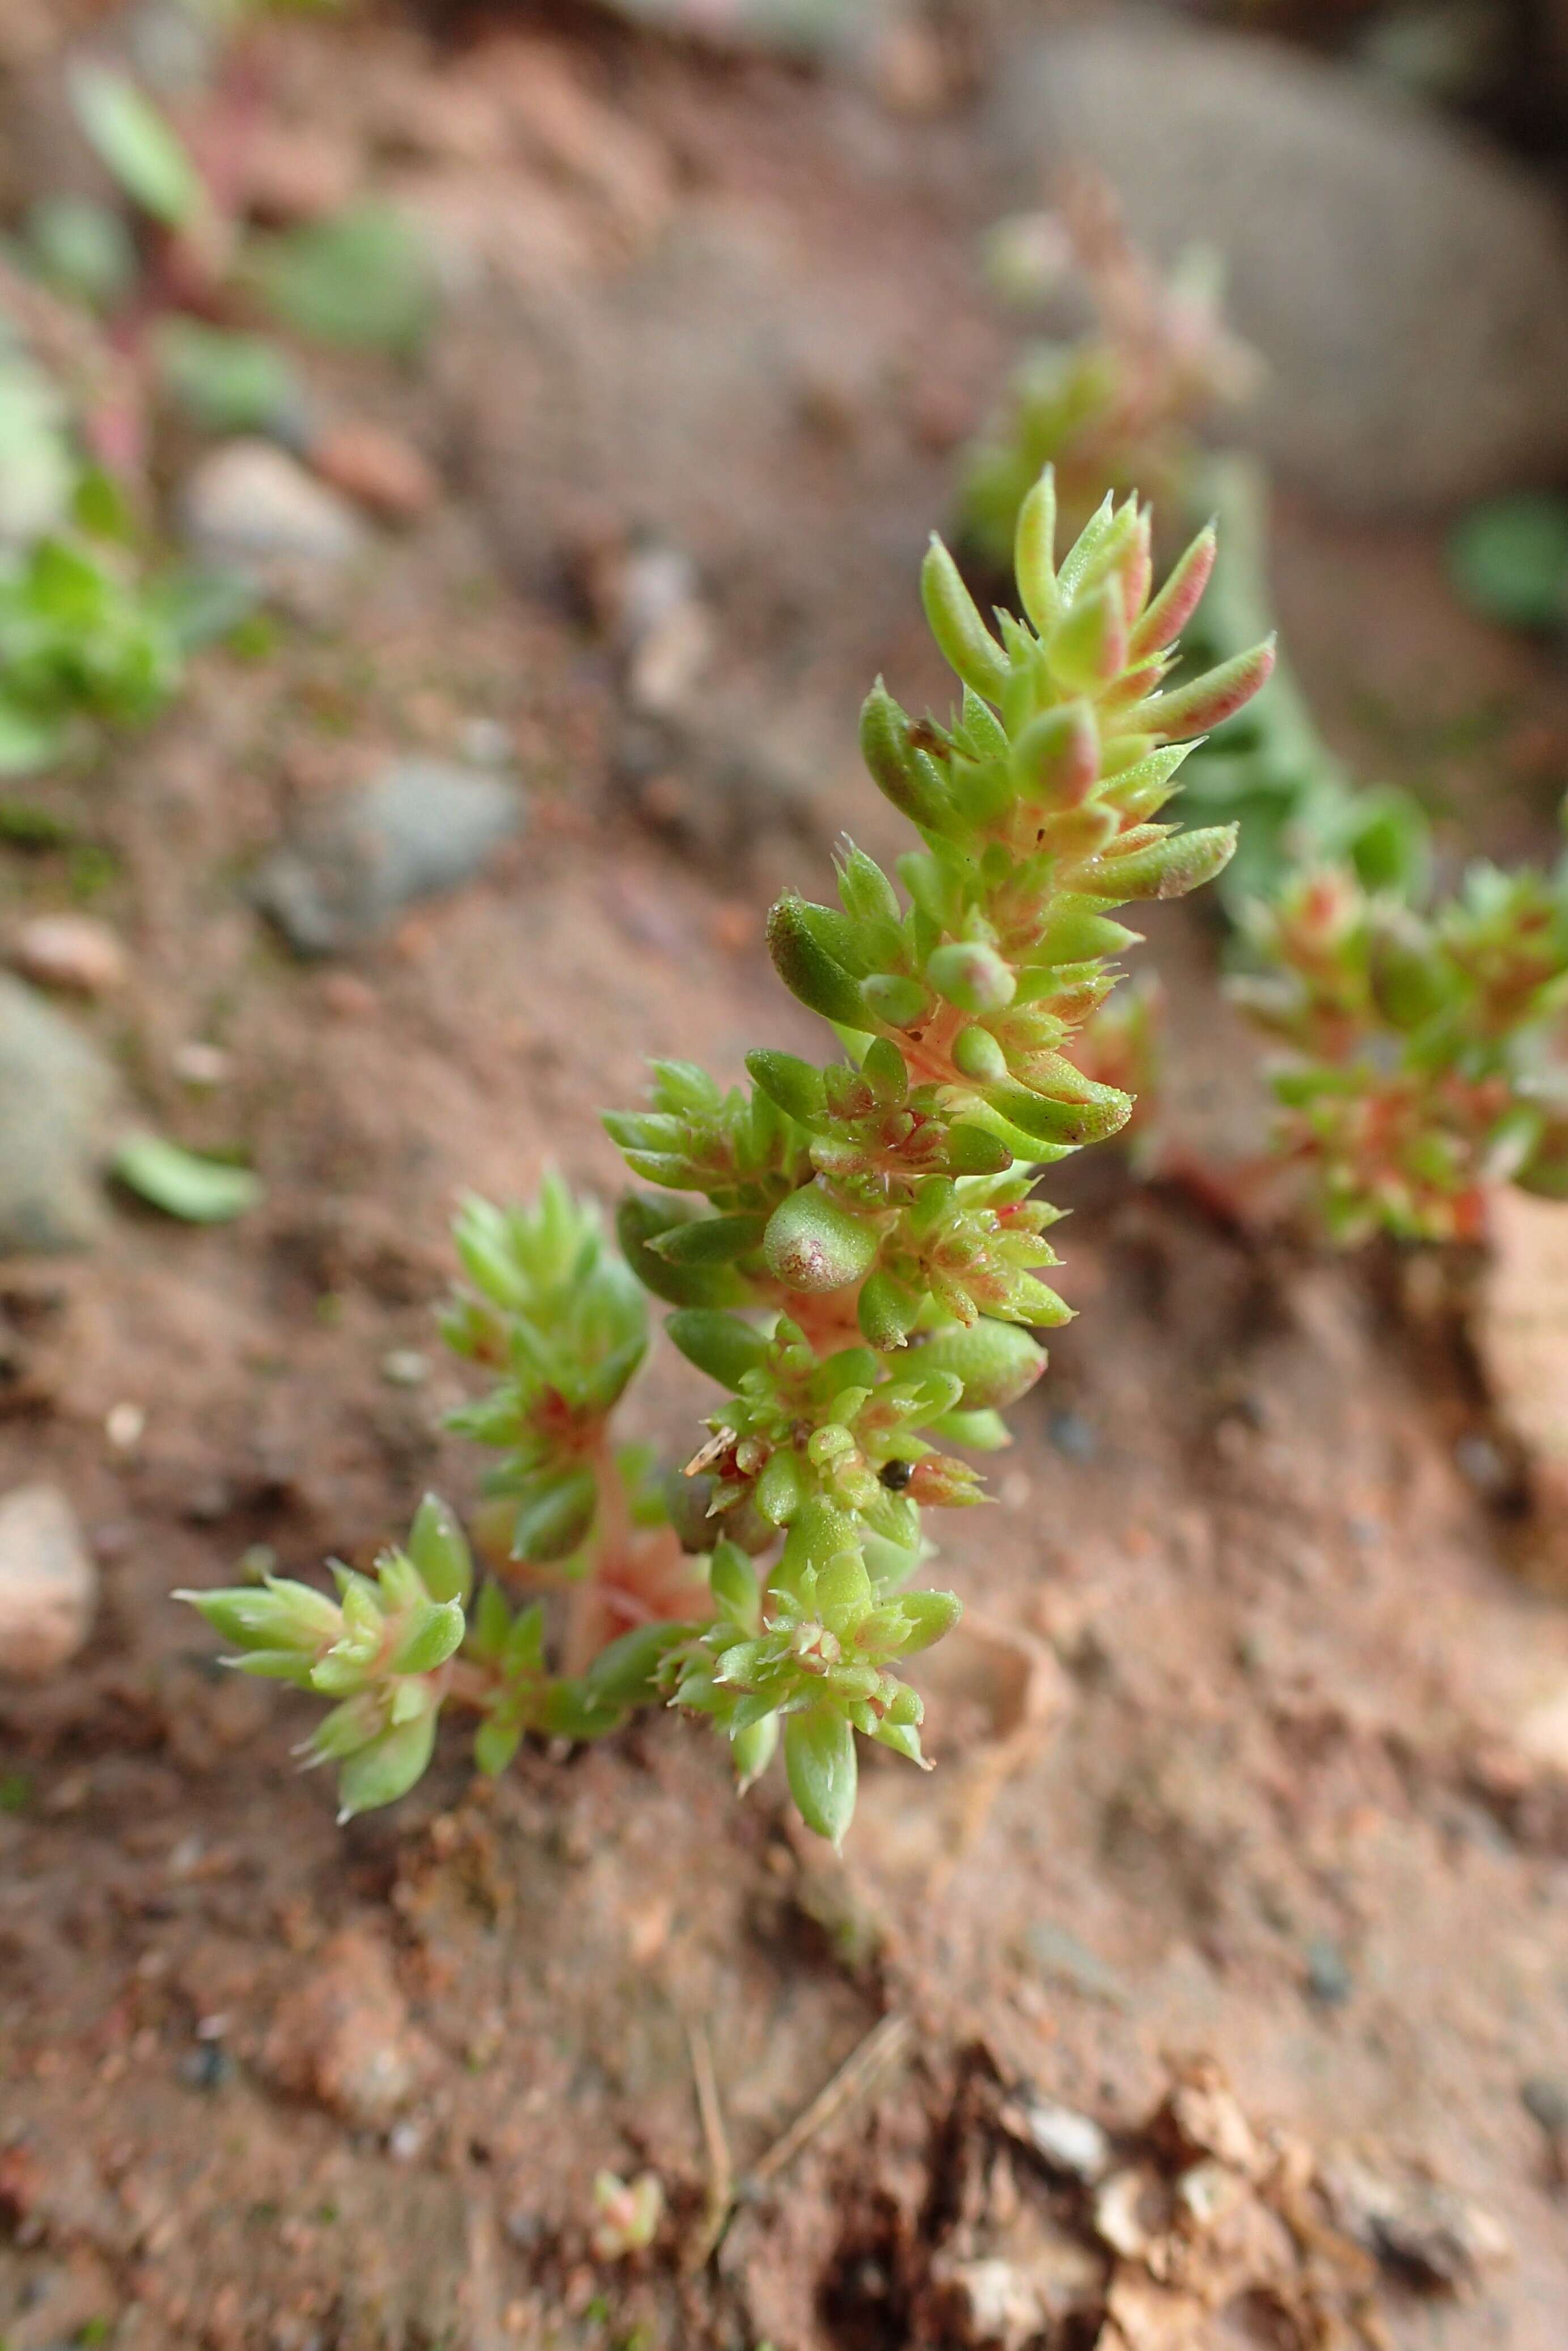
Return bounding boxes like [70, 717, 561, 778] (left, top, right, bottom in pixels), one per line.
[1129, 523, 1217, 657]
[1141, 637, 1275, 741]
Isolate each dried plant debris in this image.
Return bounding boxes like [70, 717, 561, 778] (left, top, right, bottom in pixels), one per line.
[904, 2054, 1507, 2348]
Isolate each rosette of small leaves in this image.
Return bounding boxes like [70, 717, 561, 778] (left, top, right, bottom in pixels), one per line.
[1232, 854, 1568, 1242]
[669, 1315, 987, 1539]
[670, 1503, 961, 1845]
[177, 1494, 472, 1820]
[441, 1180, 649, 1564]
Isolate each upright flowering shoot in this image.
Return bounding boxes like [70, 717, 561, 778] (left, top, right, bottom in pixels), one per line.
[609, 466, 1272, 1840]
[180, 466, 1271, 1849]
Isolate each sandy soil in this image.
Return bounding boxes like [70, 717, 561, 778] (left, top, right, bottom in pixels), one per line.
[4, 8, 1568, 2346]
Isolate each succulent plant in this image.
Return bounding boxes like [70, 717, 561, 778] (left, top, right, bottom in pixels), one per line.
[1232, 844, 1568, 1243]
[180, 466, 1269, 1843]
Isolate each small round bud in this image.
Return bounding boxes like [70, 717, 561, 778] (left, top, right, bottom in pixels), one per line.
[763, 1185, 880, 1295]
[927, 941, 1016, 1016]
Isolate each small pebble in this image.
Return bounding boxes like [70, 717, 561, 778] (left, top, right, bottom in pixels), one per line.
[179, 2041, 234, 2093]
[1049, 1409, 1097, 1461]
[380, 1349, 429, 1389]
[1521, 2074, 1568, 2143]
[0, 1483, 98, 1680]
[308, 420, 439, 522]
[7, 914, 127, 996]
[105, 1401, 146, 1457]
[320, 971, 379, 1021]
[181, 439, 365, 574]
[172, 1041, 233, 1090]
[1455, 1430, 1516, 1499]
[998, 2088, 1113, 2183]
[1303, 1936, 1353, 2008]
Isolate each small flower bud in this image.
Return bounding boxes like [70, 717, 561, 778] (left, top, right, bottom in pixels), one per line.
[952, 1022, 1011, 1084]
[927, 941, 1017, 1016]
[763, 1184, 880, 1294]
[591, 2171, 665, 2261]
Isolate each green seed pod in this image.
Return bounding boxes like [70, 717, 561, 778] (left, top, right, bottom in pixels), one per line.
[406, 1491, 472, 1605]
[911, 1318, 1047, 1410]
[927, 941, 1017, 1015]
[952, 1024, 1010, 1084]
[920, 535, 1009, 702]
[764, 1184, 880, 1293]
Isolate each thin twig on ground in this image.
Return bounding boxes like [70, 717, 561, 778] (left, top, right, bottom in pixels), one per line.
[685, 2018, 734, 2273]
[746, 2011, 913, 2194]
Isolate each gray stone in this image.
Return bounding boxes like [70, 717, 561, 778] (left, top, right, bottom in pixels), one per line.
[0, 1483, 97, 1678]
[180, 438, 364, 574]
[999, 2088, 1113, 2183]
[0, 974, 115, 1253]
[252, 755, 526, 956]
[987, 14, 1568, 511]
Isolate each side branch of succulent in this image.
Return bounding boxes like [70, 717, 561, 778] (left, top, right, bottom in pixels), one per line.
[180, 467, 1271, 1844]
[1232, 841, 1568, 1245]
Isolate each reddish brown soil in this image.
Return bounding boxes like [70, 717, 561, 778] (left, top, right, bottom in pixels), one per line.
[5, 10, 1568, 2349]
